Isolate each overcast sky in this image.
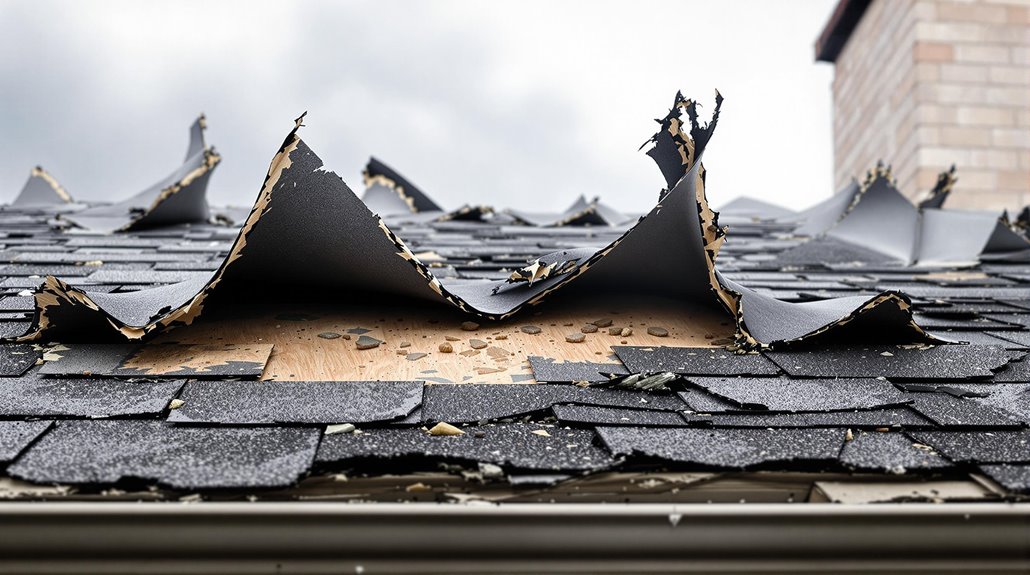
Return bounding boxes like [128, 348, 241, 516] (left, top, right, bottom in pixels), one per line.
[0, 0, 838, 213]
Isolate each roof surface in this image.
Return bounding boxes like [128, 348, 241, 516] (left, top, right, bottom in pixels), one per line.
[1, 94, 1029, 503]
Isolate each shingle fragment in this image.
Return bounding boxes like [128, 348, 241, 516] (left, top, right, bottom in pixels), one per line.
[8, 421, 319, 489]
[168, 380, 423, 424]
[612, 346, 780, 376]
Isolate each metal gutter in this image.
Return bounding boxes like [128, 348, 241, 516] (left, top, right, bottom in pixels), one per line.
[1, 502, 1029, 573]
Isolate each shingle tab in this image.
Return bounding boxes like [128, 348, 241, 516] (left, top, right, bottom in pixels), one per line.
[764, 345, 1021, 380]
[168, 380, 423, 424]
[613, 346, 781, 376]
[316, 424, 611, 472]
[688, 377, 908, 412]
[8, 421, 320, 489]
[840, 431, 952, 472]
[597, 427, 846, 469]
[422, 383, 686, 423]
[0, 420, 51, 463]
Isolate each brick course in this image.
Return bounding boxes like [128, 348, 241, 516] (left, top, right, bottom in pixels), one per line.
[828, 0, 1030, 209]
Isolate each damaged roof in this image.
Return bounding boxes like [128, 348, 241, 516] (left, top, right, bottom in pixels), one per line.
[0, 91, 1029, 504]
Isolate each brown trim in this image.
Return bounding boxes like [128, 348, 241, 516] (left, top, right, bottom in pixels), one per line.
[815, 0, 873, 63]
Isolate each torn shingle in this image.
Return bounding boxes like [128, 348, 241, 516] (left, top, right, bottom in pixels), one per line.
[11, 166, 74, 207]
[0, 344, 41, 376]
[552, 404, 693, 427]
[707, 408, 933, 429]
[910, 430, 1030, 463]
[764, 345, 1021, 380]
[168, 380, 423, 424]
[612, 346, 780, 376]
[978, 464, 1030, 494]
[38, 343, 272, 379]
[61, 116, 219, 233]
[0, 420, 51, 464]
[8, 420, 319, 489]
[688, 377, 909, 412]
[0, 373, 183, 418]
[316, 423, 611, 472]
[839, 431, 952, 473]
[907, 394, 1024, 429]
[422, 383, 686, 423]
[528, 356, 629, 383]
[597, 427, 846, 469]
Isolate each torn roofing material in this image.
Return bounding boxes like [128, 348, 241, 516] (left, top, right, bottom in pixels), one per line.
[18, 94, 936, 349]
[506, 195, 630, 227]
[782, 165, 1030, 266]
[168, 380, 423, 424]
[9, 166, 74, 208]
[7, 420, 320, 489]
[58, 115, 220, 233]
[361, 156, 443, 215]
[316, 423, 611, 472]
[785, 180, 860, 237]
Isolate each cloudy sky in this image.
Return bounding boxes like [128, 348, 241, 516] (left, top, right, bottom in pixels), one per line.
[0, 0, 837, 213]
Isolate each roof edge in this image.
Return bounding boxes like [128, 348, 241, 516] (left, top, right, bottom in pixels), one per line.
[815, 0, 873, 63]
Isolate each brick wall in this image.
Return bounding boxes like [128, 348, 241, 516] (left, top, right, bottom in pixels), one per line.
[830, 0, 1030, 210]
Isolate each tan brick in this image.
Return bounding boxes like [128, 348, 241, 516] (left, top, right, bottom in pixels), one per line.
[920, 147, 972, 166]
[1008, 6, 1030, 24]
[986, 86, 1030, 106]
[989, 65, 1030, 85]
[998, 170, 1030, 190]
[940, 126, 993, 147]
[953, 169, 998, 189]
[938, 1, 1008, 24]
[994, 128, 1030, 147]
[954, 45, 1010, 64]
[971, 149, 1020, 169]
[918, 104, 959, 124]
[940, 63, 989, 83]
[1011, 47, 1030, 65]
[917, 21, 988, 42]
[956, 106, 1015, 126]
[914, 41, 955, 62]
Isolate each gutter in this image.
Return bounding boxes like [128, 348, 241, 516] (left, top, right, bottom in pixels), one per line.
[1, 502, 1029, 573]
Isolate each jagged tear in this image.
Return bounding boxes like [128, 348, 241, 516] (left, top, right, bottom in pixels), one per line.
[19, 95, 937, 349]
[59, 115, 221, 233]
[10, 166, 75, 207]
[782, 164, 1030, 266]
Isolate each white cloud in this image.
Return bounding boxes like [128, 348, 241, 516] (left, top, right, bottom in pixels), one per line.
[0, 0, 838, 212]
